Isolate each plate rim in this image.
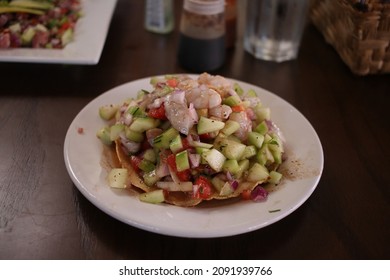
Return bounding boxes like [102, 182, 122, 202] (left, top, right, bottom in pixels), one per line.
[64, 75, 324, 238]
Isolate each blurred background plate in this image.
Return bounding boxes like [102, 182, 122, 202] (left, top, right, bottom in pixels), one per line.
[0, 0, 117, 64]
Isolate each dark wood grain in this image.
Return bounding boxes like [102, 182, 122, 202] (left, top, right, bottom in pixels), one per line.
[0, 0, 389, 260]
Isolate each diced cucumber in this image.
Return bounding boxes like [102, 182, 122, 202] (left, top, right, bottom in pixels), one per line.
[108, 168, 128, 188]
[143, 149, 157, 163]
[127, 106, 146, 117]
[220, 120, 240, 136]
[246, 89, 257, 97]
[223, 95, 241, 107]
[211, 176, 225, 192]
[190, 141, 213, 149]
[21, 27, 35, 45]
[254, 105, 271, 122]
[254, 121, 268, 135]
[139, 189, 165, 204]
[240, 145, 257, 159]
[227, 134, 241, 143]
[256, 144, 274, 165]
[220, 182, 234, 196]
[197, 116, 225, 135]
[153, 127, 179, 149]
[235, 159, 250, 179]
[268, 143, 282, 164]
[125, 127, 144, 142]
[248, 131, 265, 149]
[156, 181, 193, 192]
[96, 127, 112, 145]
[213, 133, 227, 150]
[169, 134, 183, 153]
[241, 100, 251, 108]
[218, 138, 246, 160]
[9, 23, 21, 33]
[139, 159, 155, 173]
[99, 104, 119, 120]
[233, 83, 244, 95]
[175, 150, 190, 172]
[195, 146, 209, 155]
[246, 163, 269, 182]
[269, 133, 284, 152]
[264, 133, 273, 143]
[143, 170, 160, 187]
[109, 124, 125, 141]
[201, 148, 226, 172]
[268, 171, 283, 184]
[222, 159, 240, 175]
[61, 28, 73, 46]
[137, 89, 149, 99]
[129, 117, 159, 133]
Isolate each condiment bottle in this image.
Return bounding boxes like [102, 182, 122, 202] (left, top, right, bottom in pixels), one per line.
[145, 0, 174, 34]
[177, 0, 226, 72]
[225, 0, 237, 48]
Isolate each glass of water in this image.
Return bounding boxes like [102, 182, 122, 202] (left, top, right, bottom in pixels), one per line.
[244, 0, 309, 62]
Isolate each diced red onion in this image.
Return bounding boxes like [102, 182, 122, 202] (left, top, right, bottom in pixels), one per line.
[168, 90, 185, 104]
[120, 140, 141, 154]
[251, 185, 268, 202]
[193, 184, 200, 195]
[226, 171, 234, 181]
[146, 128, 163, 145]
[230, 180, 238, 190]
[124, 113, 133, 126]
[168, 166, 180, 184]
[189, 153, 200, 168]
[148, 97, 165, 109]
[188, 103, 199, 123]
[156, 162, 170, 178]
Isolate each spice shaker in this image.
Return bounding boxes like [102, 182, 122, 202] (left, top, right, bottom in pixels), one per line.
[177, 0, 226, 72]
[145, 0, 174, 34]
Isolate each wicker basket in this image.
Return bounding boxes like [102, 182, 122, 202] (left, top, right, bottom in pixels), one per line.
[310, 0, 390, 75]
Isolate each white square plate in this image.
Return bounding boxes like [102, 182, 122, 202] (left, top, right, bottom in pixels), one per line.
[0, 0, 117, 64]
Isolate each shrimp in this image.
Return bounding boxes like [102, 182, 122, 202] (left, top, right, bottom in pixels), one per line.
[164, 100, 197, 135]
[185, 85, 222, 109]
[198, 73, 232, 96]
[229, 111, 252, 141]
[209, 105, 232, 119]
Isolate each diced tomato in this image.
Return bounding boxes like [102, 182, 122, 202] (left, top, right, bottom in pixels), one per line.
[166, 154, 176, 170]
[60, 8, 69, 15]
[181, 137, 191, 150]
[199, 133, 213, 141]
[166, 78, 178, 87]
[176, 169, 191, 181]
[241, 189, 252, 200]
[231, 104, 246, 112]
[141, 138, 152, 150]
[167, 154, 191, 181]
[193, 176, 212, 199]
[148, 104, 167, 120]
[130, 155, 142, 173]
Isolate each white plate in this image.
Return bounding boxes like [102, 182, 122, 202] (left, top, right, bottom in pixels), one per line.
[64, 76, 324, 238]
[0, 0, 117, 64]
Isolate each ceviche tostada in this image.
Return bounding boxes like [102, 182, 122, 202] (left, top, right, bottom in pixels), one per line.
[97, 73, 285, 207]
[0, 0, 81, 49]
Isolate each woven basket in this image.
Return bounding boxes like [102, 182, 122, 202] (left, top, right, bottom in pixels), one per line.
[310, 0, 390, 75]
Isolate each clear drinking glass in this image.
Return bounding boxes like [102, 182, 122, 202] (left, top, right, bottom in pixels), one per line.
[244, 0, 309, 62]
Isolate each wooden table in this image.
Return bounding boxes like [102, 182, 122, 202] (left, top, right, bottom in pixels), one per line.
[0, 0, 389, 259]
